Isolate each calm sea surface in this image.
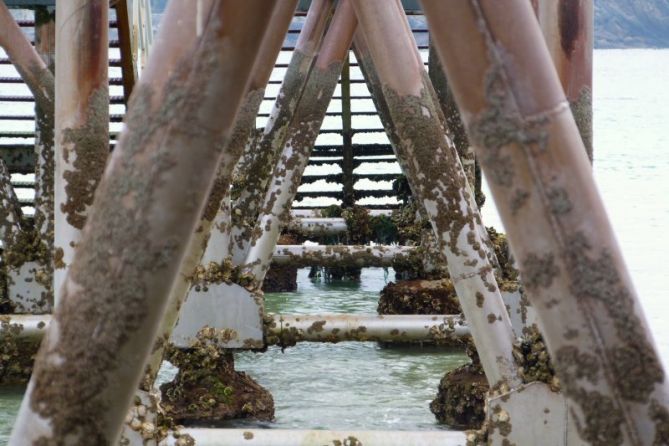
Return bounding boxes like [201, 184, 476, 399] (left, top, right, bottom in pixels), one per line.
[1, 49, 668, 440]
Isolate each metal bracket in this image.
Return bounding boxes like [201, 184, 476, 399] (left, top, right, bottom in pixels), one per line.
[487, 382, 584, 445]
[7, 261, 49, 314]
[170, 282, 264, 349]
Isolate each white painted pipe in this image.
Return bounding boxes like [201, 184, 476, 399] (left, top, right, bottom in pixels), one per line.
[266, 313, 468, 344]
[353, 1, 522, 388]
[291, 209, 392, 218]
[0, 315, 49, 339]
[53, 0, 109, 307]
[3, 314, 469, 345]
[272, 244, 413, 267]
[288, 217, 348, 235]
[164, 429, 468, 446]
[241, 2, 358, 287]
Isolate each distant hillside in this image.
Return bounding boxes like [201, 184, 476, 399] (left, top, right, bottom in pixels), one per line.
[595, 0, 669, 48]
[149, 0, 669, 49]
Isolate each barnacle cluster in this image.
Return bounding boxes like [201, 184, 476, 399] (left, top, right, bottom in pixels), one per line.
[161, 327, 274, 424]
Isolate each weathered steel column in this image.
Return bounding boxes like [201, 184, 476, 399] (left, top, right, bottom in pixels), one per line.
[0, 2, 26, 243]
[0, 1, 53, 109]
[231, 0, 334, 258]
[33, 5, 56, 304]
[242, 0, 358, 285]
[352, 34, 411, 186]
[9, 1, 274, 443]
[423, 1, 669, 444]
[114, 0, 136, 103]
[34, 6, 55, 71]
[340, 57, 355, 208]
[428, 43, 477, 196]
[142, 0, 296, 389]
[0, 1, 54, 295]
[0, 159, 22, 249]
[197, 0, 299, 266]
[352, 0, 521, 388]
[533, 0, 593, 163]
[53, 0, 109, 307]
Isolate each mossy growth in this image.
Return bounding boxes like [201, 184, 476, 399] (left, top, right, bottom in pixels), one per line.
[390, 245, 443, 281]
[263, 233, 298, 292]
[486, 226, 520, 291]
[513, 325, 559, 390]
[308, 205, 398, 282]
[263, 316, 300, 351]
[320, 204, 343, 218]
[1, 221, 52, 308]
[0, 316, 39, 384]
[430, 340, 488, 429]
[342, 205, 398, 245]
[122, 389, 195, 446]
[161, 327, 274, 425]
[392, 174, 412, 205]
[474, 160, 486, 209]
[392, 204, 430, 247]
[190, 258, 254, 291]
[317, 205, 399, 246]
[378, 279, 461, 315]
[0, 262, 11, 313]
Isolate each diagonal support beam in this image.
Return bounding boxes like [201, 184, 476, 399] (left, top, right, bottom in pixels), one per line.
[241, 0, 358, 287]
[423, 0, 669, 444]
[0, 1, 56, 310]
[229, 0, 335, 262]
[114, 0, 137, 103]
[533, 0, 593, 163]
[0, 1, 53, 110]
[141, 0, 297, 390]
[0, 1, 52, 248]
[52, 0, 110, 307]
[32, 5, 56, 305]
[352, 0, 521, 389]
[9, 1, 274, 443]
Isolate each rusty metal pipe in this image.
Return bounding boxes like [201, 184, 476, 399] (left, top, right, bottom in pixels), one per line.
[9, 1, 274, 443]
[52, 0, 110, 307]
[534, 0, 593, 162]
[352, 0, 521, 389]
[422, 1, 669, 443]
[242, 0, 358, 286]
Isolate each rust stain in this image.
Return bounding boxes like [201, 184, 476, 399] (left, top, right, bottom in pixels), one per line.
[77, 0, 108, 97]
[558, 0, 580, 57]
